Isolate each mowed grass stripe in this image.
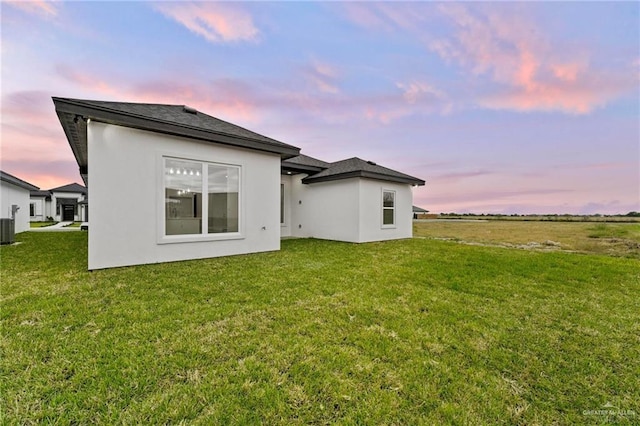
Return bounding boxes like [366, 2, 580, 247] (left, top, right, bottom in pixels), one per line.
[1, 232, 638, 424]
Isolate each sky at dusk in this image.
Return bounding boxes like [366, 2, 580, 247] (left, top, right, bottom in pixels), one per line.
[1, 1, 638, 214]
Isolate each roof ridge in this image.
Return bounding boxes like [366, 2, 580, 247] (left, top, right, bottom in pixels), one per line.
[0, 170, 40, 190]
[54, 97, 295, 149]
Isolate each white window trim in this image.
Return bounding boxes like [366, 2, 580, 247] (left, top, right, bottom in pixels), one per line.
[381, 189, 396, 229]
[157, 154, 244, 245]
[280, 182, 286, 227]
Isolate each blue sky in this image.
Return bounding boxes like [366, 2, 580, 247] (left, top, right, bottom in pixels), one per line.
[2, 1, 638, 214]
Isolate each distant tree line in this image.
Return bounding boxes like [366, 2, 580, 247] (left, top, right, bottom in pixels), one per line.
[440, 212, 640, 217]
[436, 212, 640, 222]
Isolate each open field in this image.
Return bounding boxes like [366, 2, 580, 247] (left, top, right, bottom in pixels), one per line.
[415, 220, 640, 259]
[1, 232, 639, 424]
[435, 214, 640, 223]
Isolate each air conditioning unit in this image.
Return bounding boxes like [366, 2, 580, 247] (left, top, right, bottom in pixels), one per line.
[0, 218, 15, 245]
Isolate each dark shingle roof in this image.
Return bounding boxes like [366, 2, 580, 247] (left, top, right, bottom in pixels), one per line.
[53, 97, 301, 185]
[413, 205, 429, 213]
[49, 182, 87, 194]
[281, 154, 331, 174]
[0, 170, 40, 191]
[302, 157, 425, 186]
[30, 190, 52, 199]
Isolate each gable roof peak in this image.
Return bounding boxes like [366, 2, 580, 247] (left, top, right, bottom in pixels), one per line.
[49, 182, 87, 194]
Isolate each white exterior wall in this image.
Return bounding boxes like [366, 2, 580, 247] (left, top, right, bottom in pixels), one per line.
[29, 197, 47, 221]
[283, 175, 414, 243]
[357, 179, 413, 242]
[87, 121, 281, 270]
[0, 181, 31, 233]
[301, 179, 361, 242]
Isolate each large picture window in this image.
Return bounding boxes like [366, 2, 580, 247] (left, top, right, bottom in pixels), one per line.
[164, 157, 240, 238]
[382, 190, 395, 227]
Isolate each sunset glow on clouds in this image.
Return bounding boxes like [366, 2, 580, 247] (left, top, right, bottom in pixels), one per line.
[154, 2, 259, 43]
[1, 1, 638, 214]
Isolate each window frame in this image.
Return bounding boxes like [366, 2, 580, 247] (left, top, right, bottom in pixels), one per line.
[158, 155, 244, 244]
[381, 189, 396, 228]
[280, 182, 286, 226]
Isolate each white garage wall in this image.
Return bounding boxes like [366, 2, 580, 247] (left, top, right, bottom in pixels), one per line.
[87, 121, 281, 270]
[0, 182, 31, 233]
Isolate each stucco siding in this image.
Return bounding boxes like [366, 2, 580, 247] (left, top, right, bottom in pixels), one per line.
[0, 182, 31, 233]
[87, 121, 281, 270]
[290, 178, 360, 242]
[358, 179, 413, 242]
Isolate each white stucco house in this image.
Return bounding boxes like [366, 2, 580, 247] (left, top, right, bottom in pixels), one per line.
[1, 170, 40, 234]
[29, 183, 87, 223]
[29, 189, 53, 222]
[53, 97, 424, 269]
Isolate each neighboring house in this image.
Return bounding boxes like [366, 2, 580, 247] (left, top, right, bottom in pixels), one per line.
[412, 205, 430, 219]
[29, 190, 52, 222]
[0, 170, 40, 233]
[29, 183, 88, 222]
[53, 97, 424, 269]
[50, 183, 88, 222]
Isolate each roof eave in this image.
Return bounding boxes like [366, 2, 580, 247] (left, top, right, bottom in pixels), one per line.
[281, 164, 326, 175]
[0, 174, 40, 191]
[303, 171, 425, 186]
[53, 98, 300, 172]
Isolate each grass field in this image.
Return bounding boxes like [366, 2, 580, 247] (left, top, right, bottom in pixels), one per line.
[1, 230, 639, 424]
[415, 220, 640, 259]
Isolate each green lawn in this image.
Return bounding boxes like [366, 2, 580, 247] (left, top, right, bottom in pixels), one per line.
[29, 221, 57, 228]
[1, 232, 639, 424]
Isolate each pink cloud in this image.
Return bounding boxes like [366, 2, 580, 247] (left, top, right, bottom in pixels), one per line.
[55, 64, 123, 98]
[302, 60, 341, 95]
[5, 0, 59, 18]
[1, 159, 81, 190]
[153, 2, 259, 43]
[433, 170, 494, 183]
[431, 4, 638, 114]
[1, 90, 53, 121]
[340, 2, 434, 35]
[340, 3, 395, 33]
[53, 64, 263, 123]
[342, 3, 638, 115]
[133, 78, 260, 122]
[397, 82, 438, 104]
